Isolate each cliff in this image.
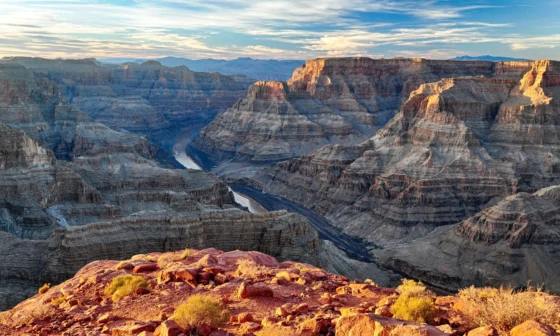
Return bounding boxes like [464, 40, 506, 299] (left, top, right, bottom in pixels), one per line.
[261, 60, 560, 290]
[193, 58, 533, 162]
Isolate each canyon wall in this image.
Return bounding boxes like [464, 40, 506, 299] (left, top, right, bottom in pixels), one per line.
[193, 58, 532, 162]
[261, 59, 560, 291]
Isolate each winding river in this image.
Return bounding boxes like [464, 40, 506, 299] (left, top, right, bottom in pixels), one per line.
[172, 126, 375, 263]
[173, 127, 267, 214]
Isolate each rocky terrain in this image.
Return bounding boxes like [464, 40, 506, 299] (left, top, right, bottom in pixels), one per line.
[193, 58, 520, 162]
[1, 57, 253, 156]
[376, 185, 560, 293]
[1, 248, 558, 336]
[258, 59, 560, 290]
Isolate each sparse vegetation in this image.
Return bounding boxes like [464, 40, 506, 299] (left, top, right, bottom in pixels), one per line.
[390, 279, 436, 323]
[180, 249, 192, 260]
[130, 254, 156, 262]
[38, 283, 51, 295]
[157, 254, 178, 268]
[171, 294, 230, 329]
[235, 258, 271, 278]
[104, 275, 149, 302]
[458, 285, 559, 332]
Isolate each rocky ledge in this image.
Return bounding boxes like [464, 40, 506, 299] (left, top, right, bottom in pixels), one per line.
[1, 249, 558, 336]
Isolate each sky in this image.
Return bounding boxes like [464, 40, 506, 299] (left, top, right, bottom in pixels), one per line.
[0, 0, 559, 60]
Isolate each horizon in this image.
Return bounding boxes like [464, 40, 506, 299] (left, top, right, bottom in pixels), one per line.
[1, 1, 559, 61]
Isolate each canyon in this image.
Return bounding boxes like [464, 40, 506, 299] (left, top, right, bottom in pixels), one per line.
[193, 57, 560, 293]
[2, 55, 560, 319]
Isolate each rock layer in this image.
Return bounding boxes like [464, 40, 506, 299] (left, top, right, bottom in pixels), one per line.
[2, 57, 252, 134]
[262, 60, 560, 291]
[377, 185, 560, 292]
[194, 58, 530, 162]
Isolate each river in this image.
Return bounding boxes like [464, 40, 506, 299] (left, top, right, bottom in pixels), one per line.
[172, 126, 375, 262]
[173, 127, 268, 214]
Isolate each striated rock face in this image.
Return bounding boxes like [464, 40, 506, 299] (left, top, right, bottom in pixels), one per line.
[377, 185, 560, 292]
[264, 60, 560, 245]
[193, 58, 528, 162]
[2, 57, 252, 135]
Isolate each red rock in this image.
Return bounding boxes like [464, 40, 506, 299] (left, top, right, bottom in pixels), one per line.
[157, 266, 198, 285]
[298, 318, 330, 334]
[336, 314, 447, 336]
[214, 274, 228, 285]
[136, 287, 150, 295]
[293, 303, 309, 314]
[97, 313, 116, 324]
[275, 307, 289, 317]
[195, 254, 219, 267]
[466, 326, 497, 336]
[133, 263, 158, 273]
[509, 320, 556, 336]
[239, 322, 261, 333]
[237, 313, 254, 323]
[237, 282, 274, 299]
[110, 321, 156, 335]
[196, 323, 212, 336]
[261, 316, 279, 327]
[155, 320, 183, 336]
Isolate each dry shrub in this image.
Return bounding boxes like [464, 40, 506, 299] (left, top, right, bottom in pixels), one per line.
[131, 254, 156, 262]
[180, 249, 192, 260]
[171, 294, 230, 329]
[38, 283, 50, 295]
[458, 285, 559, 332]
[14, 305, 56, 325]
[157, 254, 179, 268]
[104, 275, 149, 302]
[235, 259, 270, 278]
[390, 279, 436, 323]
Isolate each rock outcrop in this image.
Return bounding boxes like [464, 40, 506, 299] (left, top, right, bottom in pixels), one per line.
[1, 249, 557, 335]
[260, 60, 560, 290]
[2, 57, 252, 136]
[194, 58, 529, 162]
[376, 185, 560, 292]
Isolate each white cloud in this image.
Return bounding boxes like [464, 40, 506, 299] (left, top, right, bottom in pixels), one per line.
[0, 0, 555, 60]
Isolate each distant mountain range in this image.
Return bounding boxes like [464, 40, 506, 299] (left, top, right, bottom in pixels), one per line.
[450, 55, 532, 62]
[100, 57, 305, 81]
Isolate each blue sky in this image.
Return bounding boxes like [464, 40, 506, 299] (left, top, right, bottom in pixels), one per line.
[0, 0, 559, 60]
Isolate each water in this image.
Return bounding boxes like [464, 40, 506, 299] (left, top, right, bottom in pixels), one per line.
[173, 128, 268, 214]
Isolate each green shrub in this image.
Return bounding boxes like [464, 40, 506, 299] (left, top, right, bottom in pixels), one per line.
[104, 275, 149, 302]
[458, 285, 559, 332]
[171, 294, 230, 329]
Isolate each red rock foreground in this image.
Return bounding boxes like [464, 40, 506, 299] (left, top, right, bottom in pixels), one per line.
[0, 249, 558, 336]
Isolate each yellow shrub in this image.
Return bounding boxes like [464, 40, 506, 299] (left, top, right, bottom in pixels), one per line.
[235, 259, 270, 278]
[396, 279, 433, 297]
[38, 283, 50, 295]
[171, 294, 230, 329]
[458, 285, 559, 332]
[181, 249, 192, 260]
[104, 275, 149, 302]
[390, 294, 436, 323]
[158, 254, 178, 268]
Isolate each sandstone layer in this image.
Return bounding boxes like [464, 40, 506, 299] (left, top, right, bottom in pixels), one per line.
[1, 248, 558, 336]
[261, 60, 560, 290]
[377, 185, 560, 293]
[194, 58, 528, 162]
